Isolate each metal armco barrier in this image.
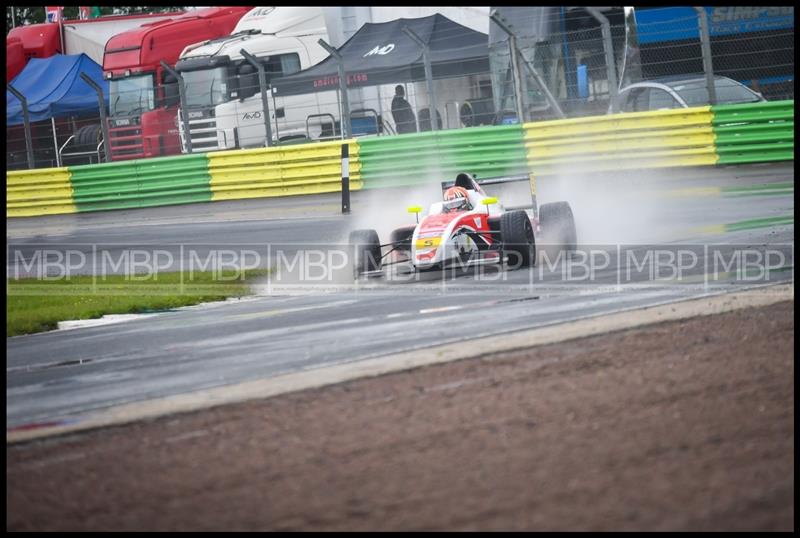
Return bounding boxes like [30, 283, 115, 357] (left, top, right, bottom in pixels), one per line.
[6, 167, 76, 217]
[206, 140, 361, 201]
[525, 107, 718, 176]
[5, 100, 794, 218]
[712, 100, 794, 165]
[69, 154, 211, 213]
[357, 124, 529, 189]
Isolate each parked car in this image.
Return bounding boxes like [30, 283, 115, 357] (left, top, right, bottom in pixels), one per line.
[610, 75, 766, 113]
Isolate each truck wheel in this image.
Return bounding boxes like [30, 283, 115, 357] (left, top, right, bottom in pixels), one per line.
[539, 201, 577, 254]
[349, 229, 382, 278]
[500, 210, 536, 268]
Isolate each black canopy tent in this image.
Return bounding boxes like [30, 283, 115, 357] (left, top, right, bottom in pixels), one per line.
[271, 14, 490, 97]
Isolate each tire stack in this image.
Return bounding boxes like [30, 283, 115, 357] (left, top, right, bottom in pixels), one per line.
[73, 124, 102, 150]
[66, 124, 103, 164]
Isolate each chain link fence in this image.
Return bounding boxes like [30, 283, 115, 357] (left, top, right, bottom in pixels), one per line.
[6, 116, 105, 171]
[494, 6, 793, 121]
[6, 7, 794, 170]
[632, 6, 794, 104]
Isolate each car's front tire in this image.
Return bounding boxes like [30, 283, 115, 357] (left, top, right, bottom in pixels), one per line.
[389, 226, 415, 256]
[500, 210, 536, 268]
[348, 229, 382, 279]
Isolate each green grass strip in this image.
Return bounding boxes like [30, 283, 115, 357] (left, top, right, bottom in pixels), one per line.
[725, 215, 794, 232]
[7, 269, 269, 337]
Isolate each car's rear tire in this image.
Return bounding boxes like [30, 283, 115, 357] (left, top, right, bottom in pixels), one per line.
[539, 201, 577, 254]
[349, 229, 382, 279]
[500, 210, 536, 268]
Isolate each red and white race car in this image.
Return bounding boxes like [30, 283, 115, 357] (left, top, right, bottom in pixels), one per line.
[349, 172, 577, 278]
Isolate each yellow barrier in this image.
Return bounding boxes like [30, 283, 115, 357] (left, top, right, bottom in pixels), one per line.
[524, 107, 718, 176]
[6, 167, 76, 217]
[207, 140, 362, 202]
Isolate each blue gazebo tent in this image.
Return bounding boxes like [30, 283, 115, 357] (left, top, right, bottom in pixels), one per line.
[6, 53, 108, 126]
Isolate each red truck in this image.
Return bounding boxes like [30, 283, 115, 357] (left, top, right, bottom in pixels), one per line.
[102, 7, 251, 160]
[6, 12, 185, 81]
[6, 24, 61, 81]
[7, 36, 27, 82]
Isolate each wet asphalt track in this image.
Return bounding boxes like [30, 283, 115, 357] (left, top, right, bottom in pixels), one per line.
[6, 163, 794, 430]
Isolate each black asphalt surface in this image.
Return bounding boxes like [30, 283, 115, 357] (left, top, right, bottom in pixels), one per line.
[6, 163, 795, 430]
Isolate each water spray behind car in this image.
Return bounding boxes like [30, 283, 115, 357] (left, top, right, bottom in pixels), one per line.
[535, 163, 678, 246]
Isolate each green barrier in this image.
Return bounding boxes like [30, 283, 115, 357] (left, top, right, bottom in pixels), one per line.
[7, 101, 794, 218]
[133, 155, 212, 208]
[722, 182, 794, 196]
[69, 160, 140, 211]
[712, 100, 794, 165]
[357, 124, 528, 188]
[69, 154, 211, 212]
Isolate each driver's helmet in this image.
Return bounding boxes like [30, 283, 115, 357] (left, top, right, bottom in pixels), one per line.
[443, 186, 471, 211]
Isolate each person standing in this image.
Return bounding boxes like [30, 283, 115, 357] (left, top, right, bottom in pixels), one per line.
[391, 85, 417, 134]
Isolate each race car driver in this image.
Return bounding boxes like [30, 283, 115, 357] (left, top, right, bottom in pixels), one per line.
[443, 186, 473, 212]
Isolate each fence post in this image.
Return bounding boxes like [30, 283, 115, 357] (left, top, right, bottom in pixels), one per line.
[694, 7, 717, 106]
[52, 118, 61, 167]
[319, 39, 352, 139]
[403, 26, 439, 131]
[491, 12, 566, 121]
[519, 56, 566, 119]
[240, 49, 274, 147]
[271, 89, 282, 141]
[160, 61, 192, 154]
[341, 143, 351, 214]
[490, 13, 525, 123]
[587, 7, 619, 113]
[7, 84, 35, 169]
[79, 72, 112, 163]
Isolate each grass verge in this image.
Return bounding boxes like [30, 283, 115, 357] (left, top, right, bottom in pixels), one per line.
[7, 270, 270, 337]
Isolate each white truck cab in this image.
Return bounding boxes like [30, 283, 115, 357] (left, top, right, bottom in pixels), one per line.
[176, 6, 494, 152]
[175, 6, 332, 151]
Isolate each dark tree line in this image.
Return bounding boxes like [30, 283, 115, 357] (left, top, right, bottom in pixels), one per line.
[7, 6, 186, 35]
